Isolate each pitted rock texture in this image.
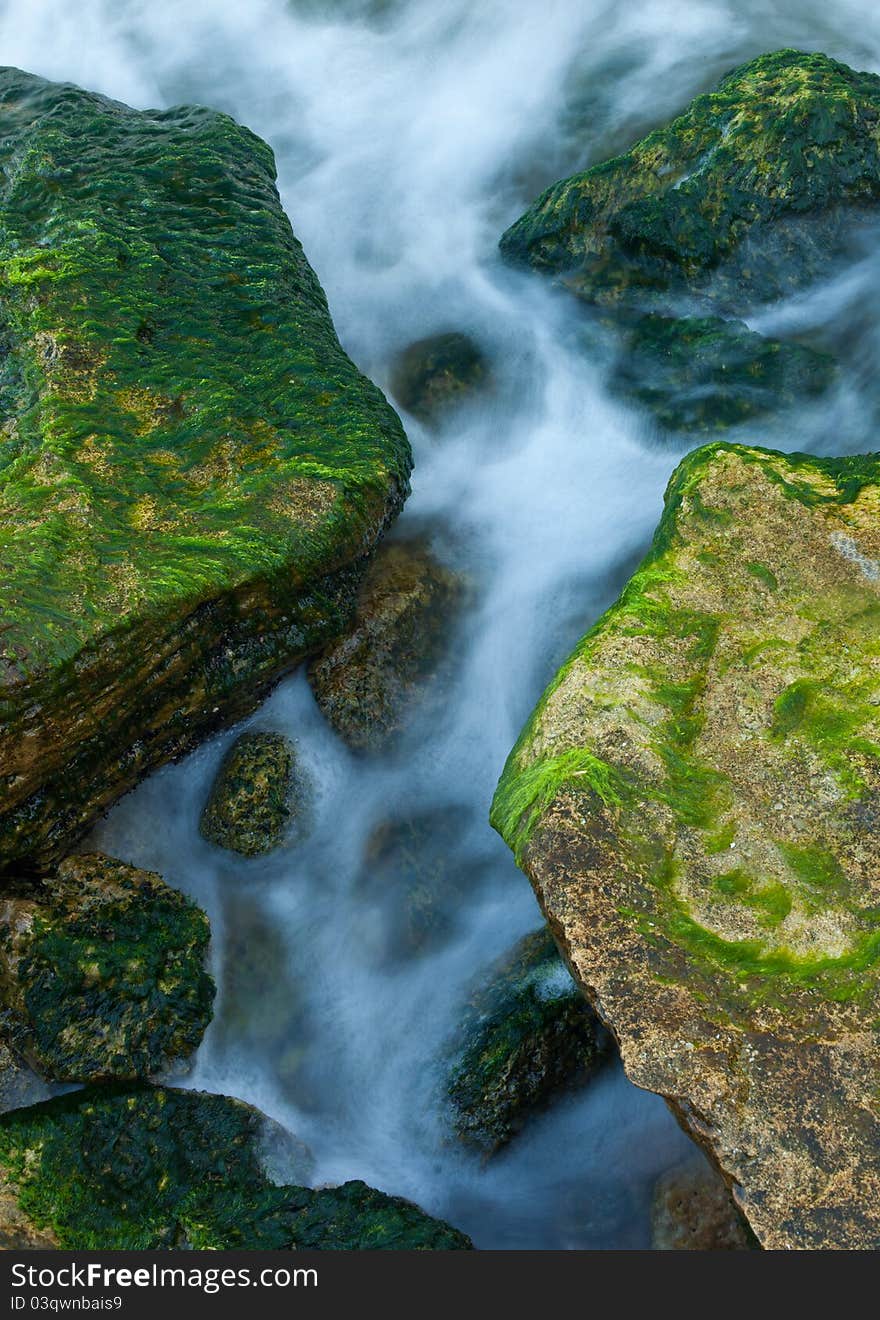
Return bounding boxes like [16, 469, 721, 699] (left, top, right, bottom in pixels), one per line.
[492, 441, 880, 1249]
[0, 67, 410, 872]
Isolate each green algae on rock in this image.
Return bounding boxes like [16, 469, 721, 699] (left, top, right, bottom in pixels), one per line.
[200, 731, 306, 857]
[0, 853, 213, 1082]
[0, 67, 411, 873]
[491, 440, 880, 1248]
[308, 540, 463, 752]
[0, 1085, 472, 1249]
[609, 315, 834, 435]
[389, 332, 490, 426]
[500, 49, 880, 311]
[446, 927, 608, 1154]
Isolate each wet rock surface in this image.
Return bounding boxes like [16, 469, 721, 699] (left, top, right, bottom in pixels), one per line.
[492, 441, 880, 1248]
[651, 1158, 754, 1250]
[0, 1085, 472, 1249]
[446, 927, 610, 1154]
[390, 331, 490, 425]
[0, 67, 410, 874]
[200, 732, 306, 857]
[308, 540, 464, 752]
[0, 853, 214, 1082]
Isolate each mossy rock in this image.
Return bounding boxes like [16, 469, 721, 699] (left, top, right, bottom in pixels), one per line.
[651, 1158, 755, 1250]
[0, 853, 214, 1082]
[0, 68, 411, 873]
[389, 332, 489, 426]
[200, 731, 306, 857]
[360, 806, 479, 961]
[446, 927, 609, 1154]
[308, 540, 464, 752]
[609, 314, 835, 435]
[0, 1085, 472, 1249]
[491, 440, 880, 1248]
[501, 49, 880, 311]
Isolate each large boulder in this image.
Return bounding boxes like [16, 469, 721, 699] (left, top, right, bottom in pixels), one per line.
[491, 441, 880, 1248]
[446, 927, 609, 1154]
[0, 68, 410, 873]
[0, 1085, 472, 1249]
[651, 1158, 754, 1250]
[308, 540, 463, 752]
[500, 49, 880, 312]
[0, 853, 213, 1082]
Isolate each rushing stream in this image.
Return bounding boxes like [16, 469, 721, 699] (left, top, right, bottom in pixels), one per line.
[6, 0, 880, 1248]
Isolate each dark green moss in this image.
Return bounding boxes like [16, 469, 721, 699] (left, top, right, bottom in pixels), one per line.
[501, 49, 880, 310]
[0, 67, 410, 871]
[0, 1085, 472, 1249]
[609, 314, 834, 434]
[446, 928, 609, 1153]
[0, 854, 213, 1082]
[200, 731, 305, 857]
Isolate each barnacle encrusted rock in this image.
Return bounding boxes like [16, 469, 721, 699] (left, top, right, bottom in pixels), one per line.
[491, 441, 880, 1248]
[200, 731, 305, 857]
[0, 68, 410, 872]
[0, 1085, 473, 1249]
[500, 49, 880, 311]
[308, 540, 463, 752]
[651, 1158, 753, 1250]
[0, 853, 213, 1081]
[446, 927, 608, 1153]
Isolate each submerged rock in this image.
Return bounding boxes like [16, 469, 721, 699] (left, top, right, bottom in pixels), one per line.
[446, 927, 609, 1154]
[200, 732, 306, 857]
[491, 441, 880, 1248]
[651, 1158, 754, 1251]
[360, 806, 479, 961]
[0, 68, 410, 874]
[308, 540, 463, 752]
[0, 1085, 472, 1249]
[0, 853, 213, 1082]
[501, 49, 880, 311]
[390, 332, 489, 425]
[609, 315, 834, 434]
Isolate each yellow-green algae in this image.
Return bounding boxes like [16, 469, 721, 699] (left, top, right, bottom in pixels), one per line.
[0, 68, 410, 870]
[491, 441, 880, 1021]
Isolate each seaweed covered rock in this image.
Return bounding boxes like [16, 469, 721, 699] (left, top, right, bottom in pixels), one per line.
[200, 732, 306, 857]
[360, 806, 480, 961]
[651, 1158, 754, 1251]
[0, 68, 411, 873]
[308, 540, 463, 752]
[446, 927, 608, 1154]
[491, 441, 880, 1248]
[0, 853, 213, 1082]
[390, 332, 489, 426]
[501, 49, 880, 311]
[0, 1085, 472, 1249]
[609, 315, 834, 435]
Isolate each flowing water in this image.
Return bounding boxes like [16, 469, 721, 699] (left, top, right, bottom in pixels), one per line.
[5, 0, 880, 1248]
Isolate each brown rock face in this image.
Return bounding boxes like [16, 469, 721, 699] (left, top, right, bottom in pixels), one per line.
[491, 441, 880, 1249]
[308, 540, 463, 751]
[652, 1158, 753, 1250]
